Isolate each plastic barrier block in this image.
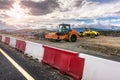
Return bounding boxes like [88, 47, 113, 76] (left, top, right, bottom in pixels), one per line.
[15, 40, 20, 50]
[53, 50, 62, 69]
[15, 40, 26, 53]
[9, 37, 16, 48]
[54, 50, 78, 73]
[25, 41, 44, 61]
[42, 46, 56, 65]
[5, 37, 10, 45]
[0, 35, 2, 41]
[20, 41, 26, 52]
[67, 57, 84, 80]
[1, 36, 5, 42]
[42, 45, 79, 73]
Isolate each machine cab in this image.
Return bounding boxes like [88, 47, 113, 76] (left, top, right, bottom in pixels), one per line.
[57, 24, 71, 35]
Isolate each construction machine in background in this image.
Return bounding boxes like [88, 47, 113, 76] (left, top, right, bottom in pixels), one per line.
[45, 24, 80, 42]
[79, 27, 99, 38]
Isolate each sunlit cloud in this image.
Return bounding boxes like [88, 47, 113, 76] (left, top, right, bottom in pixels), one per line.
[0, 0, 120, 29]
[5, 1, 30, 19]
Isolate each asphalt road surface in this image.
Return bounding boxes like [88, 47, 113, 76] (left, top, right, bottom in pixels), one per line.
[0, 51, 26, 80]
[0, 42, 70, 80]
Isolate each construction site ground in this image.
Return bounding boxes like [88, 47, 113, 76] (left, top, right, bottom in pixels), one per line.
[21, 35, 120, 60]
[1, 32, 120, 79]
[1, 29, 120, 61]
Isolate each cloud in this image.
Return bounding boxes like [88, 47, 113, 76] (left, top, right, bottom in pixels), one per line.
[74, 0, 86, 7]
[1, 0, 120, 19]
[0, 0, 120, 29]
[88, 0, 118, 3]
[0, 0, 14, 19]
[0, 0, 14, 9]
[50, 0, 120, 19]
[20, 0, 59, 16]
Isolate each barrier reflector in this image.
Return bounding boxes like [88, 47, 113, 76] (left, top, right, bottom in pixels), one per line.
[0, 35, 2, 41]
[67, 57, 84, 80]
[5, 37, 10, 45]
[15, 40, 26, 53]
[42, 46, 56, 65]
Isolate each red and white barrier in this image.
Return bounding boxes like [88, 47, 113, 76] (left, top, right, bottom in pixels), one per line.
[1, 34, 120, 80]
[5, 37, 10, 45]
[80, 53, 120, 80]
[42, 45, 84, 80]
[9, 37, 16, 48]
[1, 35, 5, 42]
[25, 41, 44, 61]
[0, 35, 2, 41]
[15, 39, 26, 53]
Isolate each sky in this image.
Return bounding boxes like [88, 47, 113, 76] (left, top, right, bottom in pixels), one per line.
[0, 0, 120, 29]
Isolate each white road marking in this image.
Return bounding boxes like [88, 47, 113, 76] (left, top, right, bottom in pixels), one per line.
[0, 48, 35, 80]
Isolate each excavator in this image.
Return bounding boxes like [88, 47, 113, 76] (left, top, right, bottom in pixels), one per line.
[45, 24, 80, 42]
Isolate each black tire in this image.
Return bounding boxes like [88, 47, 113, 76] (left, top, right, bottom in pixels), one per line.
[69, 34, 77, 42]
[79, 32, 83, 37]
[96, 33, 99, 36]
[90, 34, 95, 38]
[55, 39, 61, 42]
